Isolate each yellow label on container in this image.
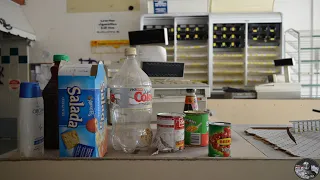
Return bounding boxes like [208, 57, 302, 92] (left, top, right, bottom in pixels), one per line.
[178, 27, 181, 31]
[177, 34, 181, 38]
[222, 42, 226, 46]
[186, 28, 189, 31]
[231, 27, 236, 31]
[186, 34, 190, 39]
[222, 80, 242, 83]
[231, 42, 235, 46]
[214, 26, 218, 30]
[189, 63, 206, 66]
[165, 47, 174, 50]
[222, 27, 227, 31]
[170, 28, 174, 32]
[253, 29, 258, 32]
[90, 40, 129, 47]
[270, 29, 275, 32]
[195, 27, 199, 31]
[213, 43, 217, 47]
[223, 34, 227, 38]
[231, 34, 235, 39]
[195, 34, 199, 38]
[213, 35, 217, 39]
[249, 62, 273, 65]
[192, 80, 208, 83]
[215, 62, 241, 65]
[253, 37, 258, 41]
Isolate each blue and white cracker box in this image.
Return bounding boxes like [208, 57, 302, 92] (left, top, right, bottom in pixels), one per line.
[58, 64, 108, 157]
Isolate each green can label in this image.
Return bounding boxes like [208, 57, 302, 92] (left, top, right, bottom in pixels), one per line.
[208, 122, 231, 157]
[184, 111, 209, 146]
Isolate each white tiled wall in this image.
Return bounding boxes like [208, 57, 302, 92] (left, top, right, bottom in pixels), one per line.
[0, 38, 29, 118]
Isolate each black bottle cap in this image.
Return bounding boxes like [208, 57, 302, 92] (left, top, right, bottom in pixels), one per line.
[186, 89, 196, 93]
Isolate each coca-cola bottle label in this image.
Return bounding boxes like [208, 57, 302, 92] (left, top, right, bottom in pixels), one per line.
[110, 87, 152, 109]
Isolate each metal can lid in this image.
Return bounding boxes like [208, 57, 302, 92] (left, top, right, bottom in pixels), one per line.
[184, 110, 208, 114]
[209, 122, 231, 126]
[157, 112, 185, 117]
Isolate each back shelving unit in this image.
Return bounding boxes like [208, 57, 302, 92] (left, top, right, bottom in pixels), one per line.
[140, 13, 283, 93]
[212, 23, 246, 89]
[247, 23, 282, 87]
[141, 14, 210, 84]
[210, 13, 283, 91]
[176, 16, 209, 83]
[285, 29, 320, 98]
[142, 16, 175, 62]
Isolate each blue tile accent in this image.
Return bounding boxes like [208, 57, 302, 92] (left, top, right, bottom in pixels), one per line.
[18, 56, 28, 64]
[10, 48, 19, 56]
[1, 56, 10, 64]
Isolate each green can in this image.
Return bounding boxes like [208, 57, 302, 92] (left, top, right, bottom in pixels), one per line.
[208, 122, 231, 157]
[184, 110, 209, 146]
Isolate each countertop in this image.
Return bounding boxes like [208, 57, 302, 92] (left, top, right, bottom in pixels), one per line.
[0, 124, 310, 180]
[0, 124, 291, 159]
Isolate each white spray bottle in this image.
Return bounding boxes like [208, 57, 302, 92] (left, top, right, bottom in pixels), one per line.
[18, 82, 44, 157]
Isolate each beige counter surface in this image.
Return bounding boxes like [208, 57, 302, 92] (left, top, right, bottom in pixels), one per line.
[1, 124, 282, 159]
[0, 124, 315, 180]
[2, 99, 320, 179]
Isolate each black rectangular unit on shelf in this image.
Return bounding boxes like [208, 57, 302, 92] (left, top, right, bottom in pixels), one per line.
[176, 24, 208, 41]
[248, 23, 281, 46]
[141, 62, 184, 77]
[143, 25, 174, 41]
[213, 24, 245, 48]
[129, 29, 168, 46]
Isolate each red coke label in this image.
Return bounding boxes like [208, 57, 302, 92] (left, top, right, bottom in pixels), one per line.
[134, 91, 152, 102]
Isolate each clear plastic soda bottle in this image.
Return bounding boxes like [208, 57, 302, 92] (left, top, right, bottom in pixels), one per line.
[109, 47, 153, 153]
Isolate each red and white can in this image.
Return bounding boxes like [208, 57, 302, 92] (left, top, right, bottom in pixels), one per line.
[155, 113, 185, 152]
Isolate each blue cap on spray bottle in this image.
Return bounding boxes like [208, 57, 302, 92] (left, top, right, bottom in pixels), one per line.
[19, 82, 42, 98]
